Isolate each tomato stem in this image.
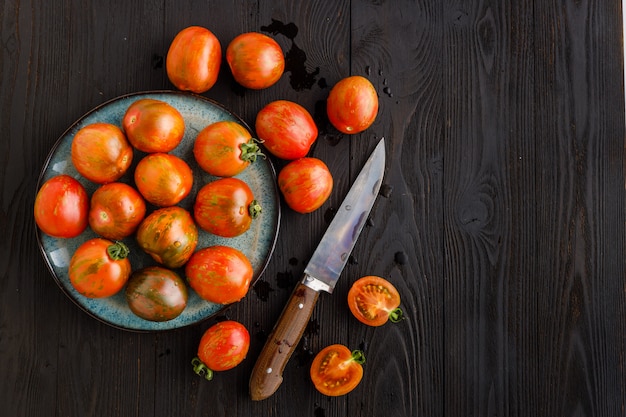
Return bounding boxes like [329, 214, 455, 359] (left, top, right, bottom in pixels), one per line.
[191, 357, 214, 381]
[389, 307, 404, 323]
[248, 200, 262, 219]
[351, 350, 366, 365]
[240, 138, 266, 163]
[106, 241, 130, 260]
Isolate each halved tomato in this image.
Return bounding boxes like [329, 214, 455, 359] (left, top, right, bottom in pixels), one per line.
[310, 344, 365, 396]
[347, 275, 403, 326]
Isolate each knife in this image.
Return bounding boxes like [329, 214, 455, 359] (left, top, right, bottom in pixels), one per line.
[249, 138, 386, 401]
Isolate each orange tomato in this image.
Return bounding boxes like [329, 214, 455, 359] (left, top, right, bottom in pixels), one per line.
[192, 320, 250, 380]
[347, 276, 403, 326]
[122, 98, 185, 153]
[166, 26, 222, 93]
[226, 32, 285, 89]
[134, 153, 193, 207]
[88, 182, 146, 240]
[310, 345, 365, 396]
[277, 157, 333, 213]
[34, 175, 89, 238]
[326, 75, 378, 134]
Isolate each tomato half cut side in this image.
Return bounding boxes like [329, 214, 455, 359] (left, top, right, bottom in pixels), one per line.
[310, 344, 365, 396]
[347, 275, 403, 326]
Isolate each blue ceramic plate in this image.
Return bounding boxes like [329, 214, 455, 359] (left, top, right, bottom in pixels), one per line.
[36, 91, 280, 332]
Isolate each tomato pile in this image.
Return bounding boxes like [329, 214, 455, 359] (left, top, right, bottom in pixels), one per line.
[35, 24, 399, 390]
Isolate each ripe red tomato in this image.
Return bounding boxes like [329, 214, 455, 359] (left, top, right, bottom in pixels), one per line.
[255, 100, 318, 160]
[347, 276, 403, 326]
[34, 174, 89, 238]
[122, 98, 185, 153]
[226, 32, 285, 89]
[310, 344, 366, 396]
[193, 120, 263, 177]
[326, 75, 379, 134]
[277, 157, 333, 214]
[134, 153, 193, 207]
[125, 266, 188, 322]
[136, 206, 198, 269]
[69, 239, 132, 298]
[193, 177, 261, 237]
[185, 245, 253, 304]
[71, 122, 133, 184]
[166, 26, 222, 93]
[89, 182, 146, 240]
[192, 320, 250, 380]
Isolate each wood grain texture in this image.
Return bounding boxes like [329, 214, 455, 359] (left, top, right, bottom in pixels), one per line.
[0, 0, 624, 416]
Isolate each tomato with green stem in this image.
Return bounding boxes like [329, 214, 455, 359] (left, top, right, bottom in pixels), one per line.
[347, 275, 403, 326]
[310, 344, 365, 396]
[192, 320, 250, 381]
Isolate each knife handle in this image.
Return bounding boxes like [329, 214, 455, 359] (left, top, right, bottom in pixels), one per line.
[249, 280, 320, 401]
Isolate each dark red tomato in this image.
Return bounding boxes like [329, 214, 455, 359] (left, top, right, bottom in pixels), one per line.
[185, 245, 253, 304]
[255, 100, 318, 160]
[71, 122, 133, 184]
[310, 345, 365, 397]
[347, 276, 403, 326]
[89, 182, 146, 240]
[226, 32, 285, 90]
[122, 98, 185, 153]
[192, 320, 250, 380]
[277, 157, 333, 214]
[136, 206, 198, 269]
[69, 239, 131, 298]
[193, 120, 263, 177]
[193, 177, 261, 237]
[125, 266, 188, 322]
[134, 153, 193, 207]
[326, 75, 379, 134]
[34, 174, 89, 238]
[166, 26, 222, 93]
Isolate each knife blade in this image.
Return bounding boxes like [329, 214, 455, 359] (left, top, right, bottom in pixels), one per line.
[249, 138, 386, 401]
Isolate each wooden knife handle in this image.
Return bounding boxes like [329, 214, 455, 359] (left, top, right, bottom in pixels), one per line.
[249, 280, 320, 401]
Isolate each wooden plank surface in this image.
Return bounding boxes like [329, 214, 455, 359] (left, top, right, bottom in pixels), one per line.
[0, 1, 624, 416]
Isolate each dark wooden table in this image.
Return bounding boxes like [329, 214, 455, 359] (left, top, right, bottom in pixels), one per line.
[2, 1, 625, 416]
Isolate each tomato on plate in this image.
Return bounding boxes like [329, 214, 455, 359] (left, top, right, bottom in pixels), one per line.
[89, 182, 146, 240]
[122, 98, 185, 153]
[310, 344, 366, 396]
[193, 120, 263, 177]
[185, 245, 253, 304]
[136, 206, 198, 269]
[71, 122, 133, 184]
[255, 100, 318, 160]
[69, 238, 131, 298]
[226, 32, 285, 89]
[34, 174, 89, 238]
[193, 177, 261, 237]
[192, 320, 250, 380]
[125, 266, 188, 322]
[166, 26, 222, 94]
[277, 157, 333, 214]
[347, 276, 403, 326]
[134, 152, 193, 207]
[326, 75, 378, 134]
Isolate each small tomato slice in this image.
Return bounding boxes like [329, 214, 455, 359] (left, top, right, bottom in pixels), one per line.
[327, 75, 378, 134]
[71, 122, 133, 184]
[136, 206, 198, 269]
[226, 32, 285, 89]
[255, 100, 318, 160]
[125, 266, 188, 322]
[193, 120, 263, 177]
[277, 157, 333, 214]
[185, 245, 253, 304]
[122, 98, 185, 153]
[34, 174, 89, 238]
[134, 153, 193, 207]
[69, 239, 131, 298]
[166, 26, 222, 93]
[310, 345, 365, 396]
[347, 276, 403, 326]
[193, 177, 261, 237]
[89, 182, 146, 240]
[192, 320, 250, 380]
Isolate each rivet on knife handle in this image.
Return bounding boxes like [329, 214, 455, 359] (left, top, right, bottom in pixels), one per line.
[249, 278, 319, 401]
